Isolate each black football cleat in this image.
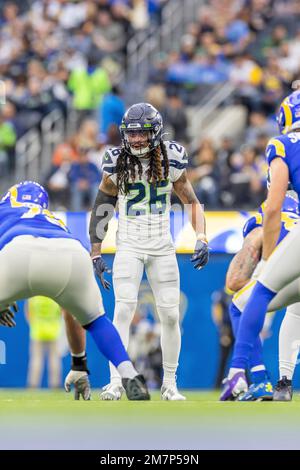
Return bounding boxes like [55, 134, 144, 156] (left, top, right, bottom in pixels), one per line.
[273, 376, 293, 401]
[122, 374, 150, 401]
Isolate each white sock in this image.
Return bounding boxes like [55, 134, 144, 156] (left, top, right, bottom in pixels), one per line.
[279, 307, 300, 380]
[228, 368, 244, 380]
[162, 362, 178, 387]
[117, 361, 138, 380]
[250, 365, 266, 373]
[158, 306, 181, 387]
[109, 301, 136, 384]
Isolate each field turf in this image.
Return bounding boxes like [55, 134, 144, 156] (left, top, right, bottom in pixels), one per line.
[0, 390, 300, 449]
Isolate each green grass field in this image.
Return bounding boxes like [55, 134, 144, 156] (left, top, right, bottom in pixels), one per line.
[1, 389, 300, 449]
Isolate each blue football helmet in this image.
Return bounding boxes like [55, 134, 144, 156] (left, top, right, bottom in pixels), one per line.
[1, 181, 49, 208]
[259, 193, 299, 216]
[119, 103, 163, 157]
[282, 193, 300, 215]
[277, 90, 300, 134]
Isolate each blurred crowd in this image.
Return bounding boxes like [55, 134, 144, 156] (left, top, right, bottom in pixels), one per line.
[145, 0, 300, 207]
[149, 0, 300, 108]
[0, 0, 300, 210]
[0, 0, 166, 178]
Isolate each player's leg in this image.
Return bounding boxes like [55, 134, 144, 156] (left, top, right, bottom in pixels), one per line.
[37, 240, 149, 400]
[27, 340, 44, 388]
[267, 277, 300, 311]
[235, 224, 300, 365]
[229, 302, 273, 401]
[232, 283, 270, 386]
[0, 238, 47, 388]
[0, 236, 33, 308]
[230, 301, 266, 381]
[274, 302, 300, 401]
[279, 303, 300, 380]
[103, 250, 144, 398]
[145, 253, 185, 400]
[48, 340, 61, 389]
[221, 223, 300, 400]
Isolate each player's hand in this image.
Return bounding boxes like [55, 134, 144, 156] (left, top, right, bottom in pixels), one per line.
[191, 238, 209, 269]
[64, 370, 91, 400]
[0, 303, 18, 327]
[92, 255, 111, 290]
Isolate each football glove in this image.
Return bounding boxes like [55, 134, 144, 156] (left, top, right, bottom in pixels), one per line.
[92, 255, 111, 290]
[65, 353, 91, 400]
[191, 238, 209, 269]
[0, 303, 18, 327]
[64, 370, 91, 400]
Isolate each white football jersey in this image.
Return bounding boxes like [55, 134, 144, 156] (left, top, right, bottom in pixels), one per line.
[102, 141, 188, 255]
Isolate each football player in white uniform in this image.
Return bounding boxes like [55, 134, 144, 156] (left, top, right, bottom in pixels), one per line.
[89, 103, 209, 400]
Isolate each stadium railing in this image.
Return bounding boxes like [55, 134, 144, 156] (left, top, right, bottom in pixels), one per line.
[188, 82, 236, 151]
[15, 128, 41, 182]
[14, 109, 65, 185]
[126, 0, 202, 87]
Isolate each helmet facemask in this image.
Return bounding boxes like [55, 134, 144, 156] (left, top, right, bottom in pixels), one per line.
[123, 129, 152, 157]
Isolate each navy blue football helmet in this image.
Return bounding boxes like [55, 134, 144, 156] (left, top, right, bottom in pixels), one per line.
[119, 103, 163, 157]
[1, 181, 49, 208]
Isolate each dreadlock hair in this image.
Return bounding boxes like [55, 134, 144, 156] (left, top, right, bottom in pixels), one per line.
[116, 140, 169, 195]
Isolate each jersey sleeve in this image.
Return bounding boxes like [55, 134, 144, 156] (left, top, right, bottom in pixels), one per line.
[266, 137, 287, 166]
[165, 141, 188, 182]
[101, 147, 121, 185]
[242, 213, 262, 238]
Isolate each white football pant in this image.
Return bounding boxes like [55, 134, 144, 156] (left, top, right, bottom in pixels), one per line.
[0, 235, 104, 326]
[110, 250, 181, 385]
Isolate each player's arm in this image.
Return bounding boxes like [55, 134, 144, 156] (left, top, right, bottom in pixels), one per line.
[226, 227, 263, 293]
[173, 170, 209, 269]
[173, 170, 206, 236]
[89, 173, 118, 257]
[63, 310, 91, 400]
[89, 173, 118, 289]
[263, 158, 288, 260]
[63, 310, 86, 354]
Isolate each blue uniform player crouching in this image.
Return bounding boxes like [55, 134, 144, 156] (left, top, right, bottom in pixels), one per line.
[225, 194, 300, 401]
[221, 89, 300, 401]
[0, 181, 150, 400]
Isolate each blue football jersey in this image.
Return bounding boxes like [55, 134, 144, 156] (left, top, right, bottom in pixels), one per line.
[266, 132, 300, 198]
[0, 195, 77, 251]
[243, 194, 299, 243]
